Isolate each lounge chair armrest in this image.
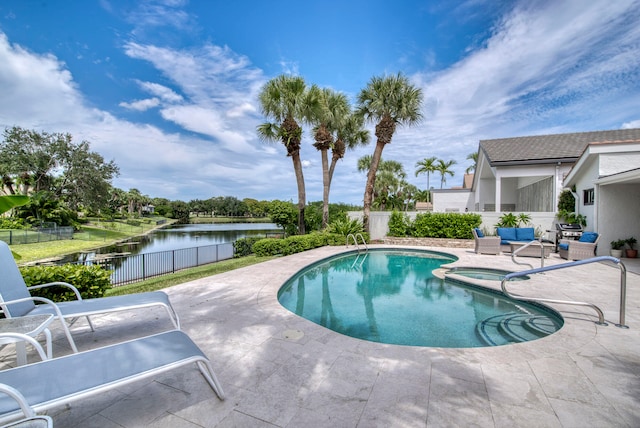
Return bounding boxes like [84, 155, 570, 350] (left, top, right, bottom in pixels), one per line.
[28, 282, 83, 301]
[481, 236, 501, 242]
[0, 296, 78, 353]
[0, 296, 65, 320]
[0, 383, 38, 419]
[0, 333, 48, 361]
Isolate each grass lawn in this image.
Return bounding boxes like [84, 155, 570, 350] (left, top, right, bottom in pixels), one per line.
[189, 216, 271, 224]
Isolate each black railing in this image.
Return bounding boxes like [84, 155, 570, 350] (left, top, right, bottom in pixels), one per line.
[0, 227, 75, 245]
[81, 242, 235, 286]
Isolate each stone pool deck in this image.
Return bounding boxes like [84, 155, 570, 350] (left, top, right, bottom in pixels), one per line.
[2, 245, 639, 427]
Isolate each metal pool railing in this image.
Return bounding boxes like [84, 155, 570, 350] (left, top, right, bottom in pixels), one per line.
[501, 256, 628, 328]
[81, 243, 234, 286]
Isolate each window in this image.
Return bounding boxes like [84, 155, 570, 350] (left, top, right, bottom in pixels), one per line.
[583, 188, 594, 205]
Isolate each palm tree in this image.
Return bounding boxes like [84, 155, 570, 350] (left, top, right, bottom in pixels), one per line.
[435, 159, 457, 188]
[355, 73, 423, 233]
[465, 152, 478, 174]
[358, 156, 406, 211]
[415, 156, 437, 202]
[257, 75, 316, 234]
[308, 86, 350, 229]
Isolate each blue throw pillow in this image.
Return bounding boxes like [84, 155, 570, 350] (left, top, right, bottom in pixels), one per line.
[474, 228, 484, 238]
[579, 232, 598, 243]
[558, 243, 569, 250]
[497, 227, 517, 241]
[515, 227, 535, 241]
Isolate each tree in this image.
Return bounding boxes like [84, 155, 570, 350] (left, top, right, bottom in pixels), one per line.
[465, 152, 478, 174]
[308, 86, 356, 229]
[357, 156, 407, 211]
[415, 156, 438, 202]
[435, 159, 457, 188]
[0, 126, 119, 213]
[355, 73, 423, 232]
[267, 199, 298, 236]
[257, 75, 316, 234]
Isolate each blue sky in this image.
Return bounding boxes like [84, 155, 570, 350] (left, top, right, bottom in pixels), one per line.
[1, 0, 639, 205]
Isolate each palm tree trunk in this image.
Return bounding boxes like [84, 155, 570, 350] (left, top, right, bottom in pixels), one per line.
[363, 140, 385, 233]
[291, 152, 306, 234]
[321, 149, 330, 229]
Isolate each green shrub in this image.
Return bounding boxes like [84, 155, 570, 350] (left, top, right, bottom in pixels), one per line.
[20, 264, 112, 301]
[252, 238, 286, 256]
[233, 236, 264, 258]
[327, 218, 364, 236]
[412, 213, 481, 239]
[387, 210, 411, 237]
[251, 231, 366, 257]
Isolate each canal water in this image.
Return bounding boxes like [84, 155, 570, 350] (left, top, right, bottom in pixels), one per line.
[62, 222, 281, 263]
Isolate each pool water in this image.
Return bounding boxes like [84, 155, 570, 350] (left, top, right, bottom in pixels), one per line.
[445, 267, 529, 281]
[278, 249, 562, 348]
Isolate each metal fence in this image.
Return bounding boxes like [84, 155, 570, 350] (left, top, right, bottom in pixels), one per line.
[81, 242, 235, 286]
[0, 226, 75, 245]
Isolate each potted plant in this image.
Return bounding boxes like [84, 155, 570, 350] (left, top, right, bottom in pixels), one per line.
[625, 237, 637, 258]
[610, 239, 625, 258]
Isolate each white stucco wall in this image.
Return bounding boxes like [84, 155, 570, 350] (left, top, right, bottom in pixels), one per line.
[600, 153, 640, 175]
[431, 190, 474, 212]
[348, 211, 558, 241]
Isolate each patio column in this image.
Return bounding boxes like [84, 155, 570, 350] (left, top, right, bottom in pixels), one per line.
[495, 176, 502, 212]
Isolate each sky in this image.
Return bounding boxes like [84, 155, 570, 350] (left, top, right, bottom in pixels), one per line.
[0, 0, 639, 205]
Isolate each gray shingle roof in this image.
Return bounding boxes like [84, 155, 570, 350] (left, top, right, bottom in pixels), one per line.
[480, 128, 640, 165]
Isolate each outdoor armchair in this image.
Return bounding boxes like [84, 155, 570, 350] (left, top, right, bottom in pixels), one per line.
[558, 232, 600, 260]
[0, 241, 179, 355]
[472, 228, 501, 255]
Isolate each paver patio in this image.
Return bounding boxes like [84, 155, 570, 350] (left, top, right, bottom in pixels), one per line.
[2, 245, 639, 427]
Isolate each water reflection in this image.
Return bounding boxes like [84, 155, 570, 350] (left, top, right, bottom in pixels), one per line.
[62, 222, 280, 263]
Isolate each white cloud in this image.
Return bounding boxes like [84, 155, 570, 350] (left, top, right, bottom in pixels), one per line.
[386, 0, 640, 188]
[0, 30, 295, 202]
[136, 80, 183, 103]
[622, 119, 640, 129]
[119, 97, 160, 111]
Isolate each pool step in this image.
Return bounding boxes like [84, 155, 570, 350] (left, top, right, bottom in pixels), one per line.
[476, 313, 561, 346]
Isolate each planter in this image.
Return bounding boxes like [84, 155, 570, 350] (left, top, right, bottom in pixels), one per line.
[610, 249, 623, 258]
[625, 249, 638, 258]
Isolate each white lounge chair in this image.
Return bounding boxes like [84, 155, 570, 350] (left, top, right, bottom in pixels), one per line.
[0, 242, 180, 353]
[0, 330, 225, 424]
[0, 384, 52, 428]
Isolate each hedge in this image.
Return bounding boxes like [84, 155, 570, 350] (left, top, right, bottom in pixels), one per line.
[251, 231, 368, 257]
[388, 212, 481, 239]
[20, 264, 113, 301]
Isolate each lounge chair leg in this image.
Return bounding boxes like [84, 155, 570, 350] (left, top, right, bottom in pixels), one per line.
[59, 318, 78, 353]
[85, 316, 95, 332]
[196, 360, 225, 400]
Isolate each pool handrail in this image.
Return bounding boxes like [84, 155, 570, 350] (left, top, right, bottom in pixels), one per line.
[501, 256, 628, 328]
[346, 233, 368, 253]
[510, 239, 547, 269]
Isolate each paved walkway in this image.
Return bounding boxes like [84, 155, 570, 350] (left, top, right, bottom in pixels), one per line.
[2, 246, 639, 427]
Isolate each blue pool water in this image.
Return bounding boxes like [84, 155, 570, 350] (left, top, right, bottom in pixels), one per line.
[445, 267, 529, 281]
[278, 249, 563, 348]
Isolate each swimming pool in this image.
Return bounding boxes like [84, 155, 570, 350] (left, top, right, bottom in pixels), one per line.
[277, 249, 563, 348]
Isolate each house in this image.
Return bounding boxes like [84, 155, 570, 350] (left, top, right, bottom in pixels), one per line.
[563, 136, 640, 255]
[432, 128, 640, 246]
